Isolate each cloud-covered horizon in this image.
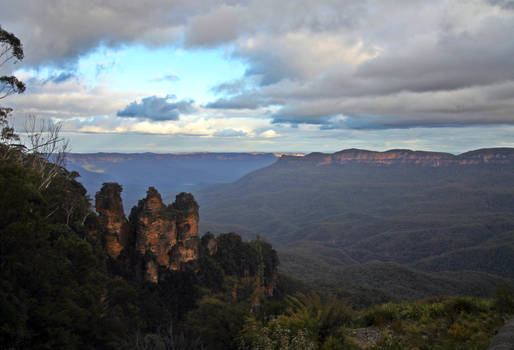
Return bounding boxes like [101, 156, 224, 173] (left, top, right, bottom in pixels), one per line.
[1, 0, 514, 152]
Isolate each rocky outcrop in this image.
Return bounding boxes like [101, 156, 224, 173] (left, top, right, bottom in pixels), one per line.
[95, 183, 130, 259]
[488, 318, 514, 350]
[278, 148, 514, 167]
[129, 187, 199, 282]
[96, 183, 200, 282]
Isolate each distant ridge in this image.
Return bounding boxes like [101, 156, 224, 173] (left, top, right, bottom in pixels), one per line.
[197, 145, 514, 298]
[278, 147, 514, 167]
[64, 152, 281, 211]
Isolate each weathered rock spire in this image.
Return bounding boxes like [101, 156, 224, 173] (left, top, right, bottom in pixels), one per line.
[96, 183, 200, 282]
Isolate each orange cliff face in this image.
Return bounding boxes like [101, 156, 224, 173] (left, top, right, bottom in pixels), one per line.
[95, 183, 130, 259]
[279, 148, 514, 167]
[95, 183, 200, 282]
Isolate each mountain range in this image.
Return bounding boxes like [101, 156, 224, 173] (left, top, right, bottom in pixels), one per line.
[196, 148, 514, 302]
[65, 148, 514, 304]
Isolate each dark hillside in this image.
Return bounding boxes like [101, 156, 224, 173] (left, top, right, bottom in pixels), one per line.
[198, 148, 514, 295]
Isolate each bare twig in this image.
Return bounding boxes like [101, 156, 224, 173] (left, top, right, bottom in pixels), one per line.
[23, 115, 69, 190]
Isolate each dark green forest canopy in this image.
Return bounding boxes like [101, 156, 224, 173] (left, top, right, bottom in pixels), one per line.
[0, 158, 286, 349]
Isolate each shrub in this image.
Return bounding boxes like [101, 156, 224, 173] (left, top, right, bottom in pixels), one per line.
[494, 283, 514, 314]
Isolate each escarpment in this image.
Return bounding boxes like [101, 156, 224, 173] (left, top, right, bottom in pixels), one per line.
[95, 183, 200, 282]
[278, 148, 514, 167]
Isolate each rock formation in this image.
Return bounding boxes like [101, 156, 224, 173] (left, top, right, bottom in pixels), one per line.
[95, 183, 200, 282]
[95, 183, 130, 259]
[279, 148, 514, 167]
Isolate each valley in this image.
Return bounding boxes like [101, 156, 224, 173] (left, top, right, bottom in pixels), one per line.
[66, 148, 514, 305]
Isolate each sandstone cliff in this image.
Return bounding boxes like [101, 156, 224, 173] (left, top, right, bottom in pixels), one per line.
[95, 183, 200, 282]
[278, 148, 514, 167]
[95, 183, 130, 259]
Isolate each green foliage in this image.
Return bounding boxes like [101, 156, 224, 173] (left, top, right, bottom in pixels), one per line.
[214, 232, 260, 277]
[239, 316, 316, 350]
[349, 296, 506, 349]
[184, 296, 249, 350]
[239, 292, 352, 349]
[494, 283, 514, 314]
[283, 293, 352, 343]
[0, 160, 141, 348]
[1, 26, 25, 150]
[44, 169, 91, 230]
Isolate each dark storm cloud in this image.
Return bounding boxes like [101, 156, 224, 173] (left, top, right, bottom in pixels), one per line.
[117, 95, 196, 121]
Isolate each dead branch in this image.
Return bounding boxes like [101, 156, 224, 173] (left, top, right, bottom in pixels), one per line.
[23, 115, 69, 190]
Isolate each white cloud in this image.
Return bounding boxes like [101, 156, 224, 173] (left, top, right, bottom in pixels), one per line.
[259, 129, 280, 138]
[3, 0, 514, 152]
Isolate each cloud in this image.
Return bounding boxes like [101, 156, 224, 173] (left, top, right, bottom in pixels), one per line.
[117, 95, 196, 121]
[184, 5, 242, 47]
[0, 0, 207, 67]
[47, 72, 76, 84]
[8, 74, 135, 119]
[3, 0, 514, 132]
[205, 94, 276, 110]
[202, 1, 514, 129]
[271, 81, 514, 129]
[24, 72, 77, 87]
[150, 74, 180, 82]
[488, 0, 514, 10]
[259, 129, 280, 138]
[213, 128, 247, 137]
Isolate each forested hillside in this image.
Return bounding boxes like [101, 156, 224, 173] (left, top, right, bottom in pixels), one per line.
[198, 149, 514, 298]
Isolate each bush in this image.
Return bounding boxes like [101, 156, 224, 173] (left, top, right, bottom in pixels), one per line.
[363, 303, 399, 327]
[494, 283, 514, 314]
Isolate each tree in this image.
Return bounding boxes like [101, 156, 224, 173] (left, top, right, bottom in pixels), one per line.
[0, 26, 25, 147]
[0, 27, 67, 187]
[0, 25, 25, 99]
[24, 115, 69, 190]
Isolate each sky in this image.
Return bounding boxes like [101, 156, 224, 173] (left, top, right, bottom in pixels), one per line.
[1, 0, 514, 154]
